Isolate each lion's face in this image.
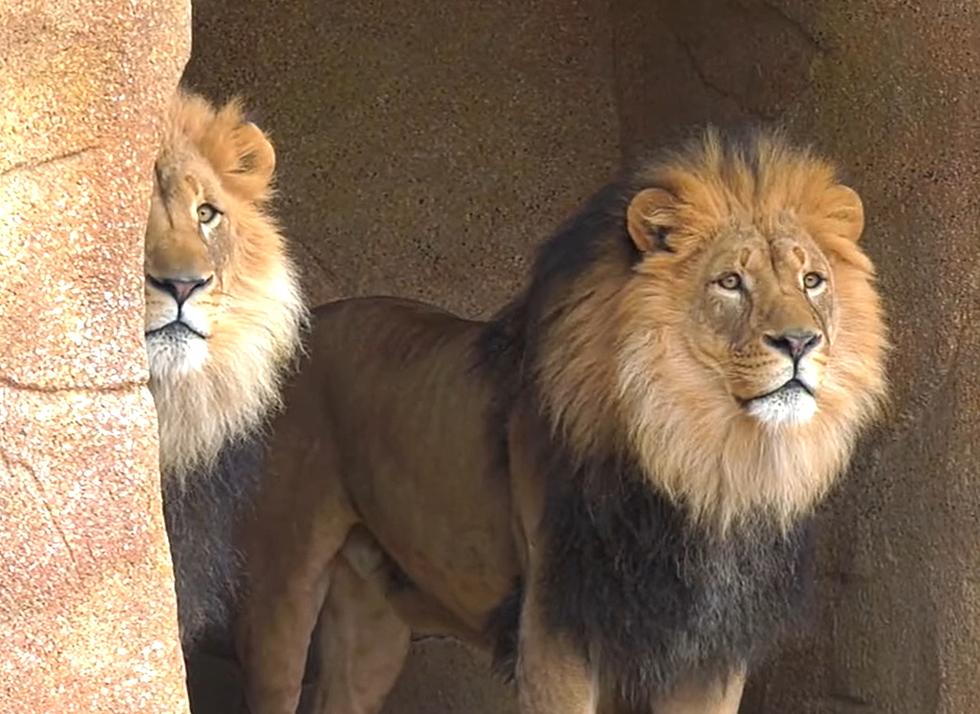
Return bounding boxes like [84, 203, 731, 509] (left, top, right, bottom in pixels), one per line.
[146, 92, 304, 480]
[679, 220, 838, 426]
[622, 164, 881, 434]
[145, 152, 232, 377]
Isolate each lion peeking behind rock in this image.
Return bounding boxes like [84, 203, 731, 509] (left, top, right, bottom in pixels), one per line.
[144, 90, 305, 650]
[237, 128, 887, 714]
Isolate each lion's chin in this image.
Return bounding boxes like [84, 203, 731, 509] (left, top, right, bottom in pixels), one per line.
[744, 382, 818, 426]
[146, 327, 209, 379]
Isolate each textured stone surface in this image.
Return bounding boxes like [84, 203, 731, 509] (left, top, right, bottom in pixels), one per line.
[0, 0, 191, 712]
[0, 390, 184, 712]
[183, 0, 618, 318]
[0, 1, 191, 390]
[183, 1, 979, 713]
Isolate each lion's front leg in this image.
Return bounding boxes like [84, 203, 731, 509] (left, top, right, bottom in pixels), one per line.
[237, 534, 343, 714]
[516, 587, 597, 714]
[237, 465, 356, 712]
[650, 670, 745, 714]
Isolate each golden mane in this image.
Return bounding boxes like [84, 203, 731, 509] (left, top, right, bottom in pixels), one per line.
[522, 128, 888, 531]
[148, 91, 305, 483]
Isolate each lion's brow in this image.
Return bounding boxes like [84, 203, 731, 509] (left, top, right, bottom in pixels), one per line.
[154, 163, 177, 229]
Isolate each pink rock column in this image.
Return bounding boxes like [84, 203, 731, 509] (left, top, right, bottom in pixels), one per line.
[0, 1, 191, 712]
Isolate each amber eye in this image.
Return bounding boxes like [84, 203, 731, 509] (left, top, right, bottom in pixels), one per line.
[197, 203, 220, 225]
[717, 273, 743, 291]
[803, 272, 825, 290]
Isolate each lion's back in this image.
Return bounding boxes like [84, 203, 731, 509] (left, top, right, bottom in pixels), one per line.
[305, 297, 481, 393]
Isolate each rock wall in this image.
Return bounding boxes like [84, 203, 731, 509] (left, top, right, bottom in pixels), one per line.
[182, 1, 980, 712]
[0, 1, 191, 711]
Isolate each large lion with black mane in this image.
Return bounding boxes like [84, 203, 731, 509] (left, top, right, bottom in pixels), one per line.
[237, 128, 887, 714]
[145, 90, 304, 650]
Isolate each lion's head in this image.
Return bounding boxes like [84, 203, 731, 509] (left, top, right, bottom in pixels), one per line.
[526, 129, 887, 530]
[145, 91, 304, 482]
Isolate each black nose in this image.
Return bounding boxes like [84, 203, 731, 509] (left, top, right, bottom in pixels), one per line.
[764, 330, 822, 361]
[147, 275, 212, 306]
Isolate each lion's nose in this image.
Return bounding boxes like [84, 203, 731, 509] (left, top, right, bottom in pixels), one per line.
[764, 329, 822, 361]
[147, 274, 213, 307]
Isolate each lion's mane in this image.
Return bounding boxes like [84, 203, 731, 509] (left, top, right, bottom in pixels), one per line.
[483, 128, 886, 704]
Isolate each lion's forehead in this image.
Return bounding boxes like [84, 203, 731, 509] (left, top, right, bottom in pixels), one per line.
[145, 192, 210, 249]
[148, 157, 232, 245]
[156, 153, 221, 201]
[708, 226, 828, 273]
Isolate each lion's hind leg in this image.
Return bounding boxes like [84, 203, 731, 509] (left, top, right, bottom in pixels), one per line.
[308, 531, 411, 714]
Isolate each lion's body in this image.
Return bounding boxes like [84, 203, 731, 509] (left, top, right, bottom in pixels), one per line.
[238, 130, 887, 714]
[298, 300, 519, 624]
[246, 301, 812, 707]
[145, 91, 304, 649]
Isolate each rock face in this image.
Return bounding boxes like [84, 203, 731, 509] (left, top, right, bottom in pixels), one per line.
[181, 1, 979, 713]
[0, 1, 191, 712]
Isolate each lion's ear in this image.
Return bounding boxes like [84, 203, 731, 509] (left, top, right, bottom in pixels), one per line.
[627, 188, 678, 253]
[228, 121, 276, 202]
[821, 185, 865, 242]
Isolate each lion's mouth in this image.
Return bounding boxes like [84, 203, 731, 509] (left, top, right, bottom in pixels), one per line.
[739, 377, 819, 425]
[145, 321, 208, 340]
[742, 377, 815, 405]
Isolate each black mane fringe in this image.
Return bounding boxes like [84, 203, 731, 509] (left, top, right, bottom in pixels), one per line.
[536, 416, 813, 708]
[163, 436, 265, 650]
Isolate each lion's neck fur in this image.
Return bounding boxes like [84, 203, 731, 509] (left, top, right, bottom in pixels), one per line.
[152, 356, 275, 485]
[152, 285, 305, 487]
[535, 426, 813, 704]
[162, 435, 265, 647]
[616, 344, 854, 532]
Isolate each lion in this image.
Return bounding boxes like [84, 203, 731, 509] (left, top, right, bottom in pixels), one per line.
[144, 89, 305, 650]
[236, 128, 887, 714]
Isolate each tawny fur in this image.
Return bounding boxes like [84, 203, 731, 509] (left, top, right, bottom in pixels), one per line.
[146, 90, 305, 486]
[144, 91, 306, 650]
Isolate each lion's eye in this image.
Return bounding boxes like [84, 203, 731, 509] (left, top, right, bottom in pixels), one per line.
[717, 273, 743, 291]
[197, 203, 221, 225]
[803, 272, 825, 290]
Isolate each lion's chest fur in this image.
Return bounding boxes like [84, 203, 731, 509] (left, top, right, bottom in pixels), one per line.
[537, 442, 812, 707]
